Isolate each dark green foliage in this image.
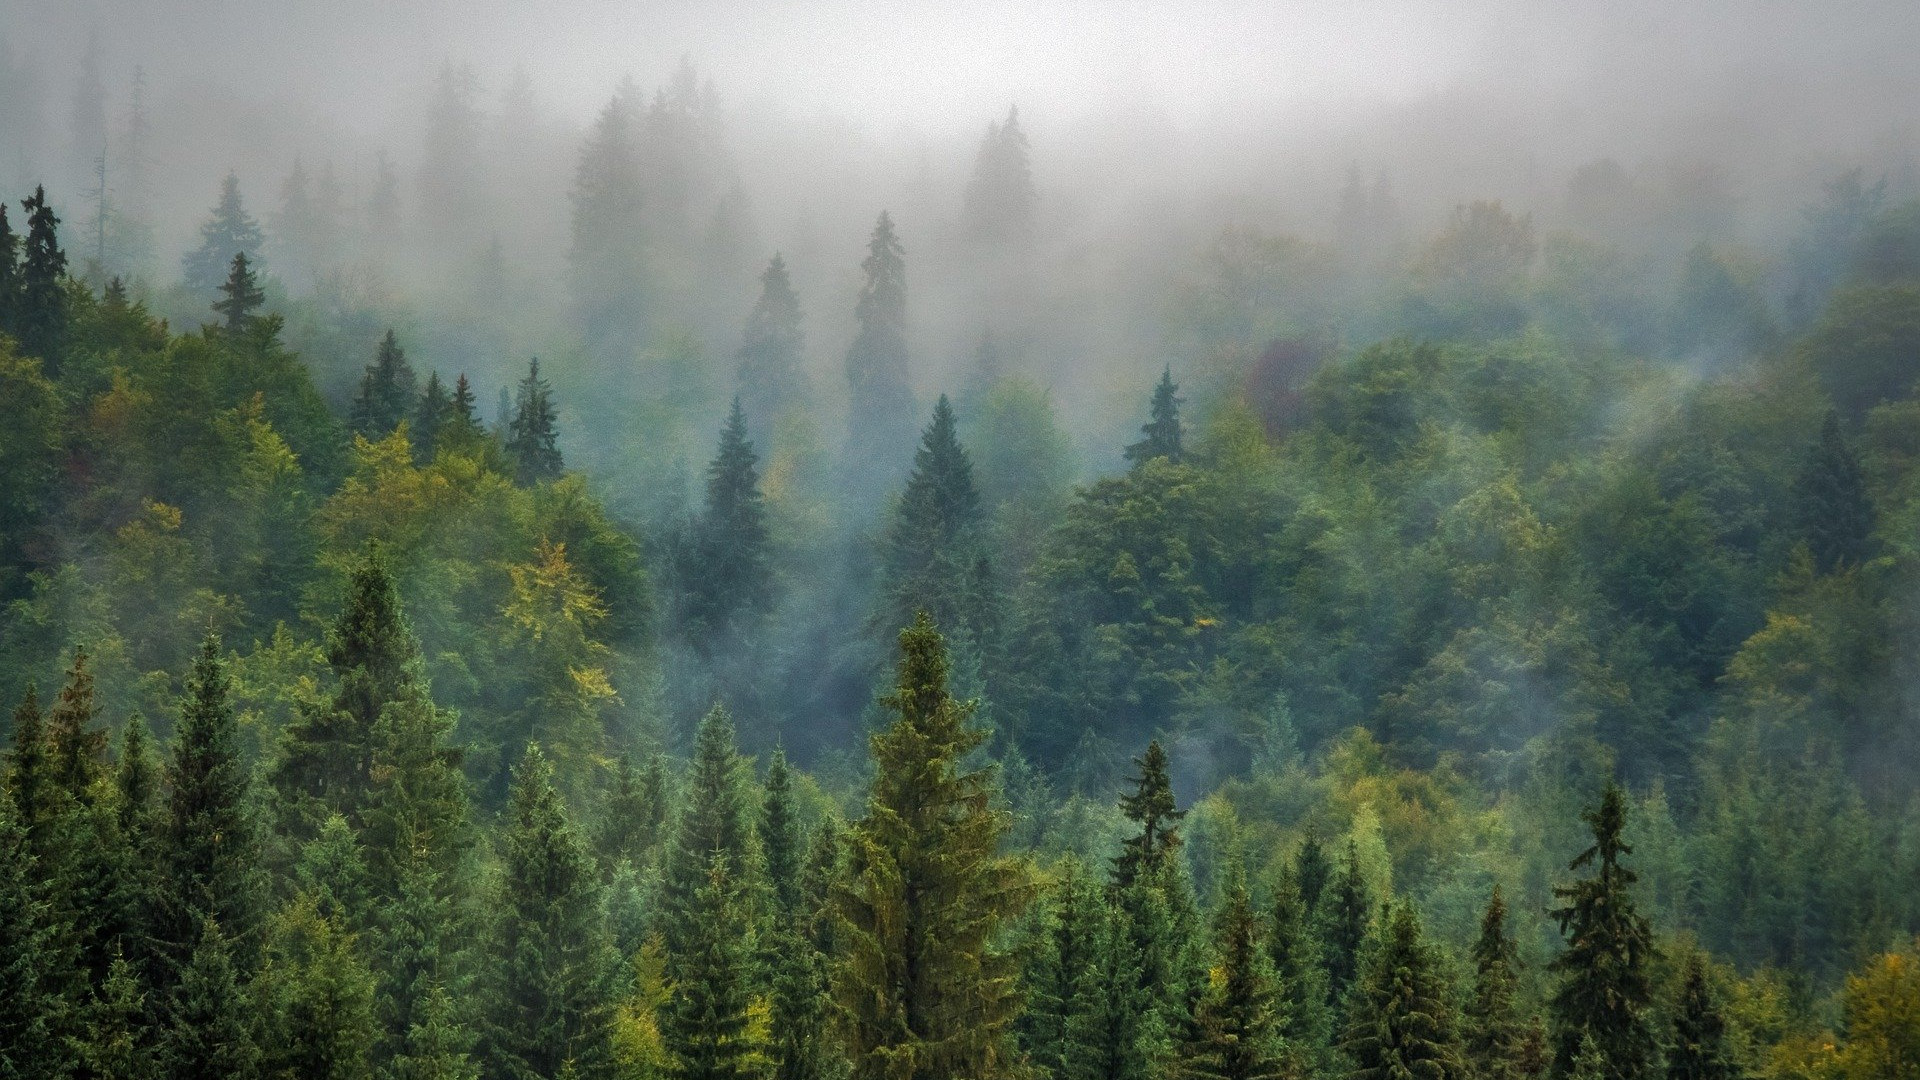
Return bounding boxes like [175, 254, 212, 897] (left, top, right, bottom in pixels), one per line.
[1293, 832, 1331, 917]
[762, 749, 802, 919]
[46, 646, 105, 804]
[162, 634, 262, 969]
[361, 676, 469, 898]
[844, 212, 916, 498]
[295, 814, 370, 927]
[212, 252, 266, 334]
[1268, 873, 1330, 1064]
[736, 253, 807, 442]
[1020, 862, 1103, 1080]
[1124, 367, 1184, 466]
[1548, 784, 1656, 1080]
[879, 394, 994, 644]
[680, 399, 773, 649]
[1178, 869, 1286, 1080]
[87, 951, 160, 1080]
[480, 745, 618, 1080]
[1792, 410, 1874, 573]
[1339, 902, 1466, 1080]
[506, 357, 564, 485]
[183, 172, 264, 296]
[1468, 887, 1525, 1080]
[594, 752, 662, 871]
[1665, 955, 1739, 1080]
[353, 330, 420, 439]
[414, 371, 453, 462]
[1113, 739, 1185, 890]
[253, 894, 378, 1080]
[1318, 840, 1371, 1012]
[389, 982, 479, 1080]
[662, 704, 754, 933]
[1082, 892, 1168, 1080]
[0, 796, 65, 1080]
[663, 856, 758, 1080]
[166, 919, 259, 1080]
[15, 187, 67, 366]
[6, 684, 54, 847]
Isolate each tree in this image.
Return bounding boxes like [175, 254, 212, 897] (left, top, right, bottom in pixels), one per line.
[880, 395, 990, 642]
[1341, 903, 1466, 1080]
[736, 253, 807, 443]
[1834, 941, 1920, 1080]
[86, 951, 160, 1080]
[1179, 867, 1286, 1080]
[1113, 739, 1185, 889]
[661, 704, 754, 929]
[15, 186, 68, 366]
[1269, 872, 1331, 1065]
[212, 251, 266, 333]
[165, 919, 259, 1080]
[1793, 410, 1874, 574]
[1021, 862, 1102, 1080]
[414, 371, 453, 462]
[480, 745, 619, 1080]
[1548, 783, 1656, 1080]
[6, 684, 55, 850]
[390, 982, 479, 1080]
[0, 203, 18, 335]
[664, 856, 759, 1080]
[1293, 832, 1331, 917]
[762, 750, 803, 920]
[1318, 840, 1372, 1013]
[1124, 367, 1184, 466]
[506, 357, 564, 484]
[679, 399, 773, 649]
[352, 330, 420, 439]
[844, 212, 917, 499]
[963, 106, 1037, 247]
[1665, 954, 1738, 1080]
[569, 89, 647, 359]
[0, 794, 65, 1080]
[763, 750, 830, 1080]
[253, 894, 378, 1080]
[1469, 887, 1526, 1080]
[833, 612, 1033, 1080]
[184, 173, 265, 295]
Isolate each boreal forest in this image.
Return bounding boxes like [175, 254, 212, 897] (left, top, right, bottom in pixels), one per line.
[2, 4, 1919, 1080]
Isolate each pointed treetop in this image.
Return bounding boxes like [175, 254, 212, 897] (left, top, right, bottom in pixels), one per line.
[1124, 366, 1184, 466]
[212, 251, 266, 333]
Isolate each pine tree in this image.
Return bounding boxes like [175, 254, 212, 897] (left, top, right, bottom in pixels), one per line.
[1083, 891, 1168, 1080]
[1339, 902, 1466, 1080]
[664, 856, 759, 1080]
[113, 714, 165, 994]
[46, 646, 106, 804]
[1113, 740, 1185, 890]
[6, 685, 55, 851]
[1468, 887, 1526, 1080]
[294, 814, 370, 928]
[1793, 410, 1874, 573]
[1568, 1036, 1604, 1080]
[680, 398, 773, 649]
[375, 848, 468, 1078]
[480, 745, 619, 1080]
[662, 704, 754, 931]
[86, 951, 159, 1080]
[594, 753, 651, 871]
[506, 357, 564, 484]
[183, 172, 265, 295]
[414, 371, 453, 462]
[1548, 783, 1655, 1080]
[1269, 872, 1331, 1066]
[361, 678, 469, 899]
[844, 212, 917, 498]
[737, 253, 807, 442]
[1179, 868, 1286, 1080]
[161, 633, 262, 971]
[1665, 954, 1739, 1080]
[0, 795, 65, 1080]
[770, 807, 838, 1080]
[1110, 739, 1204, 1049]
[833, 612, 1033, 1080]
[16, 186, 68, 366]
[253, 894, 378, 1080]
[165, 918, 259, 1080]
[1124, 367, 1184, 466]
[962, 106, 1037, 247]
[880, 395, 990, 642]
[352, 329, 420, 438]
[568, 89, 647, 360]
[212, 251, 266, 334]
[391, 982, 479, 1080]
[1293, 832, 1332, 918]
[1319, 840, 1371, 1013]
[762, 749, 803, 920]
[1022, 861, 1103, 1080]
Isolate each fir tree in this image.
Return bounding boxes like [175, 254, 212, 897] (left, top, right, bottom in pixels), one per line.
[880, 394, 991, 642]
[1293, 832, 1332, 918]
[762, 749, 803, 920]
[1793, 410, 1874, 573]
[46, 646, 105, 804]
[375, 848, 468, 1078]
[506, 357, 564, 484]
[212, 251, 266, 334]
[1319, 840, 1371, 1013]
[1665, 954, 1739, 1080]
[844, 212, 917, 498]
[1468, 887, 1526, 1080]
[16, 186, 68, 366]
[833, 612, 1033, 1080]
[253, 894, 378, 1080]
[1339, 902, 1466, 1080]
[1113, 739, 1185, 890]
[352, 330, 420, 438]
[664, 856, 759, 1080]
[1083, 892, 1168, 1080]
[183, 172, 265, 295]
[86, 950, 159, 1080]
[6, 684, 55, 850]
[113, 714, 165, 993]
[1022, 861, 1103, 1080]
[769, 802, 836, 1080]
[391, 982, 479, 1080]
[414, 371, 453, 462]
[963, 106, 1038, 247]
[294, 814, 371, 928]
[737, 253, 807, 442]
[451, 373, 480, 429]
[568, 89, 647, 360]
[0, 203, 18, 336]
[1179, 868, 1286, 1080]
[594, 753, 651, 872]
[361, 677, 470, 898]
[1124, 367, 1184, 466]
[165, 918, 259, 1080]
[662, 704, 754, 931]
[0, 795, 64, 1080]
[1548, 783, 1656, 1080]
[161, 634, 262, 970]
[480, 745, 619, 1080]
[680, 398, 773, 649]
[1269, 871, 1331, 1066]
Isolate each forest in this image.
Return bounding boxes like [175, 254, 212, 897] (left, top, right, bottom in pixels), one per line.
[3, 5, 1920, 1080]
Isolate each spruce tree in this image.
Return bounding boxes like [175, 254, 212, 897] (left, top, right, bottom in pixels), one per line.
[1793, 410, 1874, 573]
[737, 253, 807, 442]
[1319, 840, 1372, 1014]
[253, 894, 377, 1080]
[183, 172, 265, 295]
[1665, 954, 1739, 1080]
[165, 918, 259, 1080]
[833, 612, 1033, 1080]
[0, 795, 64, 1080]
[1339, 902, 1466, 1080]
[1548, 784, 1655, 1080]
[1113, 739, 1185, 890]
[113, 714, 165, 994]
[376, 848, 469, 1078]
[352, 329, 420, 439]
[46, 646, 105, 804]
[1468, 887, 1526, 1080]
[6, 684, 55, 851]
[844, 212, 917, 499]
[1293, 832, 1332, 921]
[1083, 892, 1167, 1080]
[1269, 871, 1331, 1066]
[294, 814, 370, 927]
[664, 856, 758, 1080]
[480, 745, 619, 1080]
[391, 982, 479, 1080]
[661, 704, 754, 930]
[212, 251, 266, 334]
[86, 951, 159, 1080]
[414, 371, 453, 462]
[769, 802, 836, 1080]
[963, 106, 1038, 246]
[1021, 861, 1103, 1080]
[1179, 868, 1285, 1080]
[762, 749, 803, 920]
[360, 678, 469, 898]
[594, 753, 651, 872]
[0, 203, 18, 336]
[881, 395, 990, 642]
[506, 357, 564, 484]
[680, 398, 773, 649]
[1125, 367, 1184, 466]
[16, 186, 68, 366]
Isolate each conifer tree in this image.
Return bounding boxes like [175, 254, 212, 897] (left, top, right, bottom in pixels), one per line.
[1113, 739, 1185, 889]
[1022, 861, 1104, 1080]
[253, 894, 377, 1080]
[1548, 784, 1655, 1080]
[212, 251, 266, 334]
[844, 212, 917, 498]
[1179, 867, 1286, 1080]
[737, 253, 807, 443]
[769, 798, 836, 1080]
[506, 357, 564, 484]
[352, 330, 420, 439]
[963, 106, 1037, 247]
[833, 612, 1033, 1080]
[1319, 840, 1371, 1013]
[376, 848, 469, 1078]
[414, 371, 453, 462]
[664, 856, 758, 1080]
[594, 753, 651, 871]
[480, 745, 619, 1080]
[161, 634, 262, 970]
[46, 646, 105, 804]
[662, 704, 754, 929]
[1665, 954, 1739, 1080]
[1293, 832, 1331, 920]
[568, 89, 647, 359]
[880, 394, 991, 642]
[1124, 367, 1184, 466]
[681, 399, 773, 649]
[762, 749, 802, 920]
[361, 677, 469, 898]
[6, 684, 55, 850]
[391, 982, 479, 1080]
[87, 951, 159, 1080]
[0, 203, 18, 335]
[1339, 902, 1466, 1080]
[113, 714, 165, 993]
[1083, 892, 1168, 1080]
[1468, 887, 1526, 1080]
[1269, 871, 1331, 1065]
[0, 795, 64, 1080]
[15, 186, 68, 367]
[183, 172, 264, 295]
[1793, 410, 1874, 574]
[451, 372, 480, 429]
[165, 918, 259, 1080]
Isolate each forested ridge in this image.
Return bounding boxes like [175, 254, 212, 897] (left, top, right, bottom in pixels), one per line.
[5, 70, 1920, 1080]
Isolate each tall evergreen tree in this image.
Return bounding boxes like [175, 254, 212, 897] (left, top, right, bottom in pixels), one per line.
[1339, 902, 1466, 1080]
[594, 753, 652, 872]
[253, 894, 378, 1080]
[1179, 867, 1286, 1080]
[414, 371, 453, 462]
[165, 918, 258, 1080]
[762, 749, 803, 920]
[763, 750, 831, 1080]
[1548, 784, 1656, 1080]
[568, 89, 647, 360]
[1665, 954, 1739, 1080]
[16, 186, 68, 366]
[360, 677, 469, 898]
[86, 951, 159, 1080]
[1083, 891, 1168, 1080]
[506, 357, 564, 484]
[1113, 739, 1185, 890]
[962, 106, 1037, 247]
[183, 172, 265, 295]
[1319, 840, 1372, 1013]
[664, 856, 759, 1080]
[680, 399, 773, 649]
[390, 982, 479, 1080]
[46, 646, 105, 804]
[737, 253, 807, 443]
[1293, 832, 1332, 919]
[1269, 871, 1331, 1066]
[1792, 409, 1874, 573]
[6, 684, 55, 850]
[1124, 367, 1184, 466]
[661, 704, 754, 930]
[0, 794, 65, 1080]
[880, 395, 991, 642]
[480, 745, 619, 1080]
[833, 612, 1033, 1080]
[112, 714, 166, 993]
[1021, 861, 1103, 1080]
[844, 212, 916, 499]
[352, 330, 420, 439]
[212, 251, 266, 334]
[0, 203, 18, 336]
[1468, 887, 1526, 1080]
